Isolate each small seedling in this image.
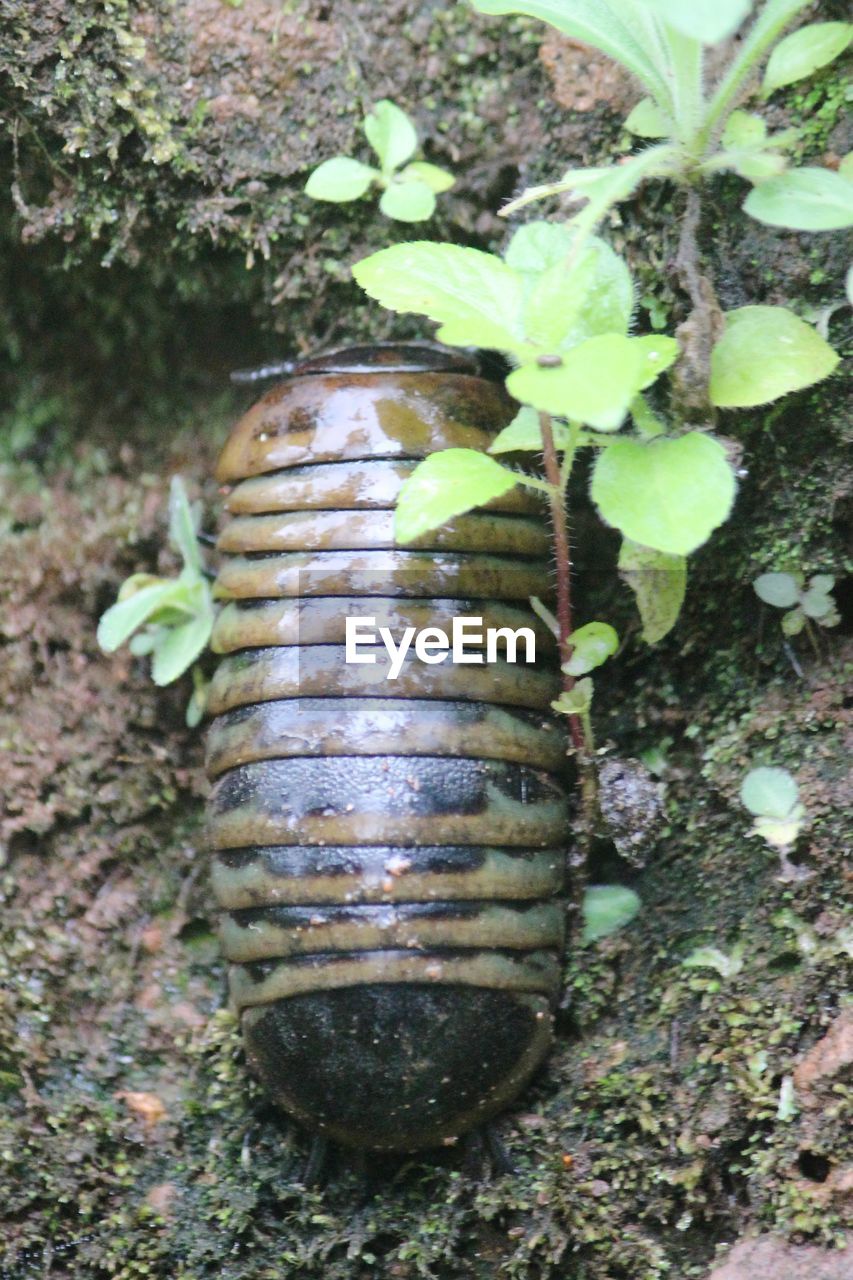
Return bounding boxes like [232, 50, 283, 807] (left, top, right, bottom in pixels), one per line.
[740, 765, 808, 880]
[682, 943, 746, 979]
[547, 623, 618, 749]
[305, 100, 454, 222]
[97, 477, 214, 726]
[753, 571, 840, 639]
[773, 909, 853, 963]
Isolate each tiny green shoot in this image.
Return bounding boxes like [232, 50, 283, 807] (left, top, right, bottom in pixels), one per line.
[97, 477, 214, 725]
[682, 943, 745, 979]
[740, 765, 808, 879]
[305, 100, 454, 222]
[753, 571, 840, 638]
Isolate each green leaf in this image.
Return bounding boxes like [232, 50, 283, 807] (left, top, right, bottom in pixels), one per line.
[800, 581, 836, 621]
[753, 572, 800, 608]
[352, 242, 528, 356]
[507, 335, 645, 431]
[504, 221, 574, 276]
[710, 305, 840, 407]
[618, 539, 687, 643]
[752, 806, 806, 849]
[394, 448, 519, 544]
[743, 168, 853, 232]
[364, 100, 418, 172]
[564, 621, 619, 675]
[502, 145, 677, 220]
[624, 97, 671, 138]
[489, 405, 574, 454]
[128, 630, 158, 657]
[762, 21, 852, 95]
[97, 581, 188, 652]
[551, 677, 593, 717]
[641, 0, 752, 44]
[591, 433, 737, 556]
[489, 405, 543, 453]
[683, 945, 744, 977]
[400, 161, 455, 193]
[630, 393, 667, 438]
[722, 110, 767, 148]
[740, 766, 799, 819]
[168, 476, 202, 574]
[632, 335, 680, 388]
[186, 669, 209, 728]
[781, 607, 805, 636]
[700, 1, 815, 158]
[470, 1, 674, 108]
[151, 611, 212, 686]
[378, 180, 436, 222]
[305, 156, 377, 202]
[717, 149, 788, 181]
[521, 235, 635, 351]
[582, 885, 641, 944]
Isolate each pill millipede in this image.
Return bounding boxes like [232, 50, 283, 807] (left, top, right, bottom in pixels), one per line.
[206, 341, 570, 1153]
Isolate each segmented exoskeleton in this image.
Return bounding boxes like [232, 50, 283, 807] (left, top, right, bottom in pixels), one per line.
[206, 343, 569, 1151]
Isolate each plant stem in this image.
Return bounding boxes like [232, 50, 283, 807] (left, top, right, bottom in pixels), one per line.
[539, 410, 598, 850]
[672, 186, 724, 422]
[538, 411, 584, 754]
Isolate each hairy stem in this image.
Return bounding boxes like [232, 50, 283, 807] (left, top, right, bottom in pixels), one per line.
[672, 186, 724, 422]
[538, 411, 584, 755]
[539, 411, 597, 851]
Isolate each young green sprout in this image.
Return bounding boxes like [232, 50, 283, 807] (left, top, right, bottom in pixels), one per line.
[97, 477, 214, 726]
[753, 571, 840, 641]
[305, 100, 454, 223]
[740, 765, 809, 881]
[682, 943, 746, 981]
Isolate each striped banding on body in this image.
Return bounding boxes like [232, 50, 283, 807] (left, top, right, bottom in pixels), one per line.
[205, 698, 567, 777]
[206, 346, 571, 1149]
[211, 596, 557, 655]
[207, 647, 560, 716]
[218, 899, 565, 963]
[213, 549, 552, 604]
[210, 845, 565, 909]
[229, 946, 563, 1009]
[207, 755, 567, 851]
[224, 459, 545, 517]
[217, 510, 551, 556]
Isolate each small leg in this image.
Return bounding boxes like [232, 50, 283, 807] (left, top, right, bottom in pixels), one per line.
[196, 531, 217, 548]
[302, 1134, 329, 1187]
[461, 1124, 516, 1179]
[484, 1123, 516, 1176]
